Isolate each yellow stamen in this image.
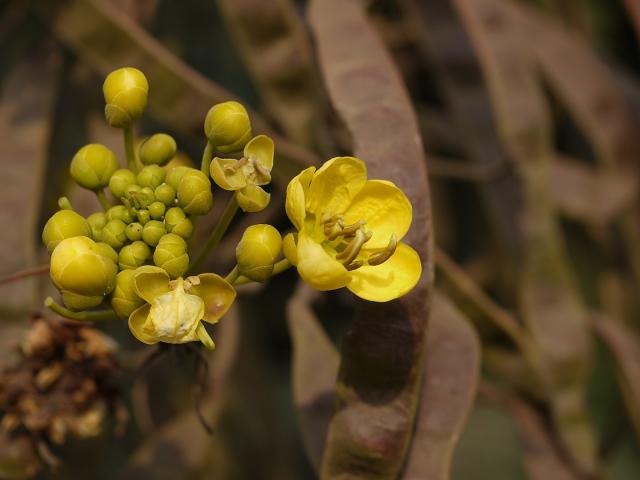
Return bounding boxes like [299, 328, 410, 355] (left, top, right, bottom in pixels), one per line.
[368, 233, 398, 266]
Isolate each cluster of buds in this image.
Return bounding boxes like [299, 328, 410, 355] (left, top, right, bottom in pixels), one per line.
[0, 316, 125, 473]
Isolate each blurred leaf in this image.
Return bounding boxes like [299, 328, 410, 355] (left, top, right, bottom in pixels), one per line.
[591, 315, 640, 442]
[451, 0, 598, 473]
[286, 282, 339, 474]
[216, 0, 318, 146]
[0, 41, 61, 315]
[550, 156, 637, 227]
[40, 0, 318, 181]
[401, 291, 480, 480]
[106, 0, 159, 24]
[308, 0, 434, 477]
[621, 0, 640, 47]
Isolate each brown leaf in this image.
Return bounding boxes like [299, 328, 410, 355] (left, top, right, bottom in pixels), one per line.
[286, 282, 339, 474]
[401, 291, 480, 480]
[308, 0, 434, 478]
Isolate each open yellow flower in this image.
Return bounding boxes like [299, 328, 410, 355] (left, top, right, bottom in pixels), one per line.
[210, 134, 273, 212]
[283, 156, 421, 302]
[128, 266, 236, 349]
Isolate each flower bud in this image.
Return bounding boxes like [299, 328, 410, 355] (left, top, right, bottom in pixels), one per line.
[126, 222, 143, 241]
[171, 217, 193, 239]
[103, 67, 149, 128]
[137, 209, 151, 225]
[87, 212, 108, 242]
[154, 183, 176, 206]
[111, 269, 144, 319]
[42, 210, 91, 254]
[109, 168, 136, 199]
[177, 170, 213, 216]
[107, 205, 134, 224]
[148, 201, 166, 220]
[137, 165, 165, 189]
[142, 220, 166, 247]
[50, 237, 117, 310]
[165, 166, 190, 190]
[153, 234, 189, 279]
[139, 187, 155, 208]
[102, 219, 128, 249]
[70, 144, 118, 191]
[118, 241, 151, 270]
[95, 242, 119, 263]
[164, 207, 194, 239]
[236, 184, 270, 213]
[236, 224, 282, 282]
[204, 101, 252, 153]
[139, 133, 177, 166]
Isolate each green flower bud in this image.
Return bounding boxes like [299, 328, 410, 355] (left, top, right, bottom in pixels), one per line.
[139, 187, 155, 208]
[95, 242, 119, 263]
[50, 237, 117, 310]
[171, 216, 194, 239]
[236, 224, 282, 282]
[126, 222, 143, 241]
[165, 166, 190, 190]
[111, 269, 144, 319]
[87, 212, 108, 242]
[118, 241, 151, 270]
[177, 170, 213, 216]
[154, 183, 176, 206]
[137, 209, 150, 225]
[109, 169, 136, 199]
[107, 205, 134, 224]
[42, 210, 91, 254]
[102, 219, 128, 249]
[142, 220, 166, 247]
[137, 165, 165, 189]
[139, 133, 177, 166]
[70, 144, 118, 191]
[204, 101, 252, 153]
[153, 233, 189, 279]
[148, 201, 166, 220]
[103, 67, 149, 128]
[164, 207, 194, 238]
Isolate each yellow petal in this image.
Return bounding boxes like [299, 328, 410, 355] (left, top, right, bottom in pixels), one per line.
[244, 134, 274, 171]
[285, 166, 315, 230]
[282, 233, 298, 266]
[148, 281, 204, 343]
[133, 265, 170, 304]
[190, 273, 236, 324]
[237, 184, 270, 212]
[297, 233, 350, 291]
[306, 157, 367, 219]
[210, 157, 247, 191]
[128, 304, 157, 344]
[344, 179, 412, 249]
[347, 242, 421, 302]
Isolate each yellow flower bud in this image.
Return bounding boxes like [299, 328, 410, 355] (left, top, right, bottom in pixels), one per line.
[70, 144, 119, 191]
[177, 170, 213, 216]
[118, 241, 151, 270]
[42, 210, 91, 254]
[111, 270, 144, 319]
[154, 183, 176, 206]
[204, 101, 252, 153]
[109, 169, 136, 199]
[148, 201, 166, 220]
[153, 233, 189, 279]
[142, 220, 166, 247]
[95, 242, 119, 263]
[87, 212, 108, 242]
[236, 224, 282, 282]
[165, 165, 190, 190]
[137, 209, 151, 225]
[50, 237, 117, 310]
[102, 219, 128, 249]
[126, 222, 143, 241]
[139, 133, 177, 166]
[103, 67, 149, 128]
[137, 165, 166, 189]
[107, 205, 134, 224]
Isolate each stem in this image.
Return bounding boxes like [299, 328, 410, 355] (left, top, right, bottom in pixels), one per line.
[201, 141, 214, 175]
[96, 189, 111, 211]
[124, 125, 138, 172]
[188, 195, 239, 274]
[0, 264, 49, 286]
[234, 259, 292, 286]
[225, 266, 240, 284]
[44, 297, 116, 322]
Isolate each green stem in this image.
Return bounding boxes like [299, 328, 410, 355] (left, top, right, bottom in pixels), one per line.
[201, 141, 215, 175]
[45, 297, 116, 322]
[188, 194, 239, 274]
[96, 190, 111, 211]
[124, 125, 138, 172]
[225, 265, 240, 284]
[234, 259, 292, 286]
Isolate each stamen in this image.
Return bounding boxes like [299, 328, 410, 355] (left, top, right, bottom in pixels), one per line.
[223, 157, 248, 175]
[336, 228, 372, 266]
[184, 276, 201, 290]
[367, 233, 398, 266]
[341, 220, 366, 236]
[346, 260, 363, 271]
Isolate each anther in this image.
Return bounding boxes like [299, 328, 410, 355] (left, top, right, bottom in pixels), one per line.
[346, 260, 363, 271]
[336, 228, 371, 266]
[368, 233, 397, 266]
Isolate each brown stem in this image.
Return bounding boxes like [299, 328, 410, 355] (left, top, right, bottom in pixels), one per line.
[0, 264, 50, 286]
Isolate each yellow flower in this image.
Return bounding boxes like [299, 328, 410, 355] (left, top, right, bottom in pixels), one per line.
[283, 156, 421, 302]
[128, 266, 236, 349]
[210, 135, 273, 212]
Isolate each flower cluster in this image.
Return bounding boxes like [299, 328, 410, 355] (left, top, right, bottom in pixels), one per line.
[42, 67, 422, 349]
